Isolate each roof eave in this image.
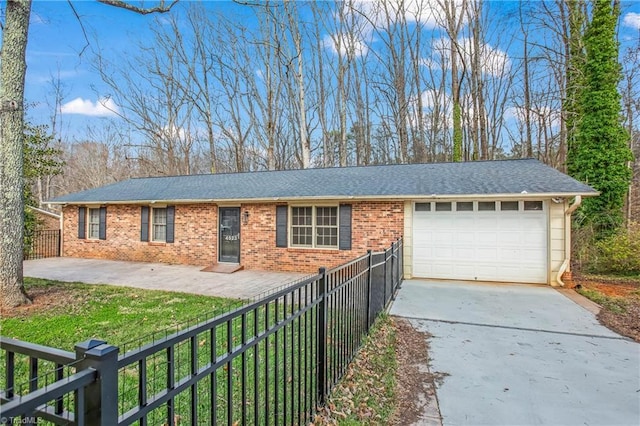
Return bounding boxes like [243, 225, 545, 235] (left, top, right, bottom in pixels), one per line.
[48, 191, 599, 206]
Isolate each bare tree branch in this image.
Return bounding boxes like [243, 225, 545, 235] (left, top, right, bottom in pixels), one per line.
[96, 0, 178, 15]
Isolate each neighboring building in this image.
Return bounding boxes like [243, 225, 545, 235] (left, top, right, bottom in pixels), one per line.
[27, 206, 61, 230]
[49, 159, 597, 285]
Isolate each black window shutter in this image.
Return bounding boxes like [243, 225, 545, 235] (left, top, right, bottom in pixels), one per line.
[78, 207, 86, 239]
[140, 206, 149, 242]
[99, 206, 107, 240]
[276, 205, 288, 248]
[166, 206, 175, 243]
[339, 204, 352, 250]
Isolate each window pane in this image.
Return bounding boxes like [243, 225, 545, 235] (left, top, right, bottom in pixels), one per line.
[292, 226, 312, 246]
[316, 227, 338, 248]
[291, 207, 313, 246]
[292, 207, 312, 226]
[478, 201, 496, 211]
[456, 202, 473, 211]
[88, 208, 100, 239]
[435, 202, 452, 211]
[153, 225, 166, 242]
[501, 201, 519, 211]
[415, 203, 430, 212]
[524, 201, 543, 211]
[316, 207, 337, 226]
[153, 208, 167, 225]
[152, 208, 167, 241]
[315, 207, 338, 248]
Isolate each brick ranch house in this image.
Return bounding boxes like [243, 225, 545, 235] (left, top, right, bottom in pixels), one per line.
[49, 159, 597, 285]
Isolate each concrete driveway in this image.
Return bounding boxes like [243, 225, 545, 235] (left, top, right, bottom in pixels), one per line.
[391, 280, 640, 426]
[24, 258, 308, 300]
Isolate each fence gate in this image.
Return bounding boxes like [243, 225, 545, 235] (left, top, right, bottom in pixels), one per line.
[24, 229, 61, 260]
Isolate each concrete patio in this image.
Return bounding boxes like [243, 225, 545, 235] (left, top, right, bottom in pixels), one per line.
[24, 257, 309, 300]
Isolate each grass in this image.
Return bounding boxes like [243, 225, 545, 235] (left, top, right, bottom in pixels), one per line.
[575, 287, 628, 314]
[575, 272, 640, 315]
[1, 277, 394, 425]
[1, 278, 243, 349]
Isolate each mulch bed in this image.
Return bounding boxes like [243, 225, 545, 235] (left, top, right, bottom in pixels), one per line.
[573, 273, 640, 342]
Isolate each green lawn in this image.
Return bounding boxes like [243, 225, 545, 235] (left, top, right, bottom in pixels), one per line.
[1, 278, 243, 350]
[1, 278, 397, 424]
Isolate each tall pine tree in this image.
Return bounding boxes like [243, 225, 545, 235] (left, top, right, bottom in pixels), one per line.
[568, 0, 633, 236]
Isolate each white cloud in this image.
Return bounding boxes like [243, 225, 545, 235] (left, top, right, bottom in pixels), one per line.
[505, 106, 561, 129]
[428, 37, 511, 77]
[61, 97, 119, 117]
[347, 0, 467, 30]
[623, 12, 640, 30]
[407, 89, 452, 129]
[322, 33, 369, 58]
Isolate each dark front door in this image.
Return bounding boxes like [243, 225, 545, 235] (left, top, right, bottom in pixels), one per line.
[219, 207, 240, 263]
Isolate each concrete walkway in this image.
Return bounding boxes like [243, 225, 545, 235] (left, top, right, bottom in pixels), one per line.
[391, 280, 640, 426]
[24, 257, 308, 300]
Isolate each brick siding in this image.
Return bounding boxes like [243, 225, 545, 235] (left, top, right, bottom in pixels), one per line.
[241, 202, 404, 273]
[63, 204, 217, 265]
[35, 211, 61, 230]
[62, 201, 404, 273]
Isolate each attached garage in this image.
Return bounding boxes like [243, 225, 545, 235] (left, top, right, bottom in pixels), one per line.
[412, 200, 548, 284]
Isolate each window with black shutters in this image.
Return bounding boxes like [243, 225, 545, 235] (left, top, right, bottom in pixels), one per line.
[290, 206, 340, 249]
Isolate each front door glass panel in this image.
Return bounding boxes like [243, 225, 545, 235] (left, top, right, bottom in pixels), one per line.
[219, 207, 240, 263]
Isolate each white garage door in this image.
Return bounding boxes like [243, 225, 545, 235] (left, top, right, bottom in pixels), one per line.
[413, 200, 548, 284]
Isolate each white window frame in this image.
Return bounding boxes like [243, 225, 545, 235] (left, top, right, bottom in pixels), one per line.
[151, 207, 168, 242]
[290, 205, 339, 249]
[87, 208, 100, 240]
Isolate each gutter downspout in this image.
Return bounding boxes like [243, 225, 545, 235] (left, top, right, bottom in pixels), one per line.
[556, 195, 582, 286]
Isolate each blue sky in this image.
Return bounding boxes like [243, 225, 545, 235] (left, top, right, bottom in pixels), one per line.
[13, 0, 640, 143]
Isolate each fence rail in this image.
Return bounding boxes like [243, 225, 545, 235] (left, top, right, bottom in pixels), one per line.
[1, 238, 404, 425]
[24, 229, 61, 260]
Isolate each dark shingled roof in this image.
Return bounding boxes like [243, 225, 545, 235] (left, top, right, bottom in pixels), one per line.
[49, 159, 597, 204]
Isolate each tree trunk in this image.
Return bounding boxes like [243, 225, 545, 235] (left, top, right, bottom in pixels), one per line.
[1, 0, 32, 307]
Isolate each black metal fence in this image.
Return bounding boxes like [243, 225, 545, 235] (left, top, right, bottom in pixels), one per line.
[1, 238, 403, 425]
[24, 229, 61, 260]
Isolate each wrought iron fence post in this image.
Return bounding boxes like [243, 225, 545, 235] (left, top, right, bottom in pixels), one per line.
[75, 339, 119, 426]
[366, 250, 373, 329]
[382, 248, 388, 307]
[316, 267, 328, 406]
[384, 241, 398, 306]
[394, 237, 403, 295]
[57, 229, 62, 257]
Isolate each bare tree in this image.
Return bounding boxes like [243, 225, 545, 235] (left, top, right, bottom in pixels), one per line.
[0, 0, 177, 307]
[438, 0, 467, 162]
[1, 0, 33, 306]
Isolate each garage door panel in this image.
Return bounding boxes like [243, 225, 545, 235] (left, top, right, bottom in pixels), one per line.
[433, 231, 455, 244]
[497, 232, 521, 245]
[452, 265, 475, 278]
[413, 202, 548, 284]
[432, 247, 454, 259]
[454, 233, 475, 244]
[476, 232, 498, 245]
[476, 248, 498, 261]
[454, 247, 476, 260]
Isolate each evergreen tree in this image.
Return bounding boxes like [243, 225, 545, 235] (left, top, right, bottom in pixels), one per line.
[569, 0, 633, 236]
